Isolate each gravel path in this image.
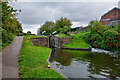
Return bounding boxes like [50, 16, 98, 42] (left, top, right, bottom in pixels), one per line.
[1, 36, 23, 78]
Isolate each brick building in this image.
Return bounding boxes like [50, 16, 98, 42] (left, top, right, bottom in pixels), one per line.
[100, 7, 120, 26]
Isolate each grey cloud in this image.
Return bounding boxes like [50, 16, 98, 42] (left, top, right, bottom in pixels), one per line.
[9, 2, 115, 34]
[9, 2, 114, 25]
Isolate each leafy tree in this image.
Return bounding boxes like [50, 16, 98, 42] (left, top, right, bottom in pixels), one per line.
[16, 21, 23, 33]
[38, 17, 72, 35]
[27, 31, 31, 34]
[88, 20, 106, 35]
[38, 21, 55, 35]
[53, 17, 72, 33]
[1, 2, 23, 45]
[60, 26, 70, 34]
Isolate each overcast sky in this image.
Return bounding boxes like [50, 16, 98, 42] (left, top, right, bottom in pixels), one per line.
[9, 0, 119, 34]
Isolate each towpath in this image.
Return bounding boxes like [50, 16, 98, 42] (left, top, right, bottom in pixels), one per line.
[0, 36, 23, 78]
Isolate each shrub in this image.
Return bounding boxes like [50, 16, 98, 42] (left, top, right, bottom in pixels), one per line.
[2, 29, 15, 44]
[103, 29, 119, 49]
[84, 20, 120, 51]
[2, 29, 9, 43]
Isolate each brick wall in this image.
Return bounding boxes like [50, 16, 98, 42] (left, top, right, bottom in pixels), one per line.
[101, 8, 120, 19]
[60, 37, 72, 46]
[100, 7, 120, 25]
[31, 37, 49, 47]
[31, 36, 72, 48]
[53, 36, 72, 47]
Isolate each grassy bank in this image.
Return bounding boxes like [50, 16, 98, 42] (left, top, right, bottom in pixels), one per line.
[27, 35, 46, 38]
[62, 32, 90, 48]
[55, 34, 69, 37]
[19, 36, 63, 78]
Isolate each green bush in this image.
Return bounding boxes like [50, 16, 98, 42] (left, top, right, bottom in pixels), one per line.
[1, 2, 23, 48]
[84, 20, 120, 51]
[2, 29, 9, 43]
[102, 29, 119, 49]
[2, 28, 15, 44]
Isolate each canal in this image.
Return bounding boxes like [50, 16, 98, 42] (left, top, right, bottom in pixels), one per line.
[49, 48, 120, 79]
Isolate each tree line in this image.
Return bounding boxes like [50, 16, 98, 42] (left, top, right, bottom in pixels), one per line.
[1, 2, 23, 46]
[37, 17, 120, 51]
[37, 17, 72, 35]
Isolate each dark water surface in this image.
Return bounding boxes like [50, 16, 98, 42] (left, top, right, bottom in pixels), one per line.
[49, 48, 120, 79]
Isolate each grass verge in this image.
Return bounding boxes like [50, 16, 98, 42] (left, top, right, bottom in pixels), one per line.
[62, 32, 90, 48]
[19, 36, 63, 78]
[27, 35, 46, 38]
[55, 34, 69, 37]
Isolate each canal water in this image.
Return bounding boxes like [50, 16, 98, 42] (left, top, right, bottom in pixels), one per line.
[49, 48, 120, 79]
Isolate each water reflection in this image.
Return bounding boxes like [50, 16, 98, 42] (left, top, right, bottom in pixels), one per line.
[49, 48, 72, 66]
[49, 48, 120, 79]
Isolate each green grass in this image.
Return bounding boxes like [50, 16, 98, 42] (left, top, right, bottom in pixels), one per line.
[55, 34, 69, 37]
[19, 36, 63, 78]
[27, 35, 46, 38]
[62, 32, 90, 48]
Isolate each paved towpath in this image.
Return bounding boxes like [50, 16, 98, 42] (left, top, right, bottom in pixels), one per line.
[1, 36, 23, 78]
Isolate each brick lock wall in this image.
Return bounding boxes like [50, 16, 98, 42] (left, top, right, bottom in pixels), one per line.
[31, 36, 72, 48]
[60, 37, 72, 46]
[31, 37, 49, 47]
[53, 36, 72, 47]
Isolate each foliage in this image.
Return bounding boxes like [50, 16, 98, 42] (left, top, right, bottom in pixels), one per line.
[55, 34, 69, 37]
[27, 31, 31, 34]
[19, 36, 63, 78]
[53, 17, 72, 34]
[88, 20, 106, 35]
[38, 21, 55, 35]
[60, 26, 71, 34]
[38, 17, 72, 35]
[84, 20, 120, 51]
[1, 2, 23, 48]
[102, 29, 119, 49]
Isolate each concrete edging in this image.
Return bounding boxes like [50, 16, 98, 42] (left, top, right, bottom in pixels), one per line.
[47, 49, 68, 79]
[60, 47, 91, 51]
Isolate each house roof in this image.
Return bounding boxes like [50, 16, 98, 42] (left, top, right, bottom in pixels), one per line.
[101, 7, 120, 18]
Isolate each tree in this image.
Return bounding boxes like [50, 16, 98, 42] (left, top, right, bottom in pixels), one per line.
[1, 2, 23, 44]
[60, 26, 70, 34]
[37, 17, 72, 35]
[38, 21, 55, 35]
[88, 20, 106, 35]
[53, 17, 72, 33]
[16, 21, 23, 33]
[27, 31, 31, 34]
